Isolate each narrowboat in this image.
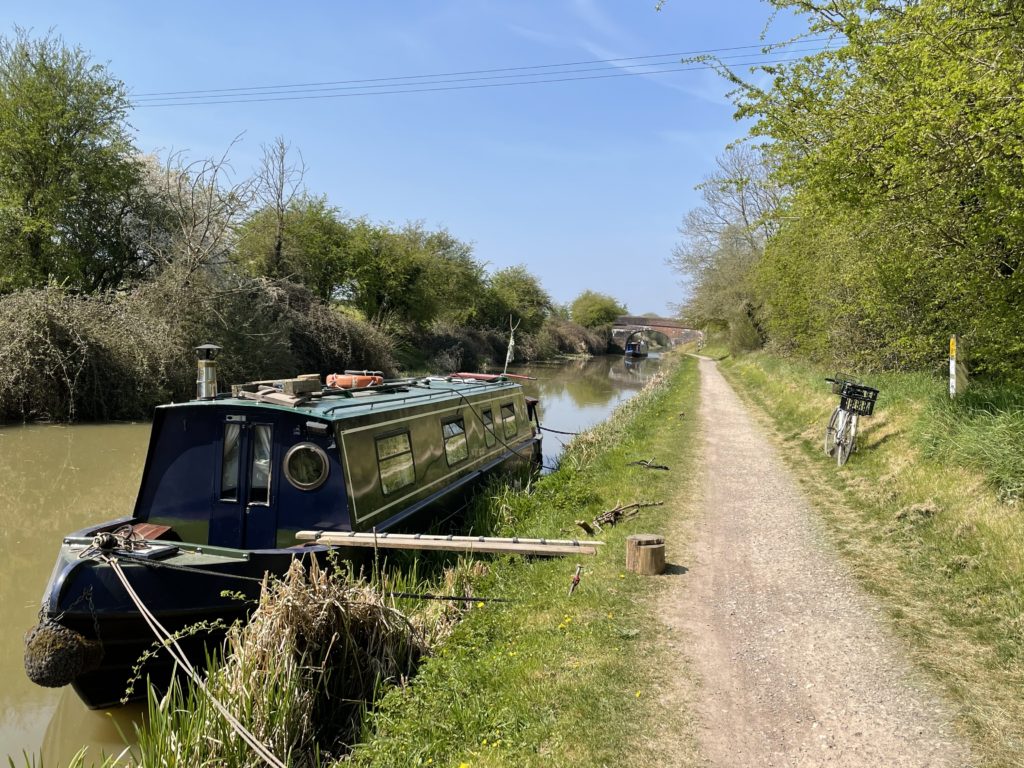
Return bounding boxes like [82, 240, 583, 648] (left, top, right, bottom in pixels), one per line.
[24, 347, 541, 709]
[624, 338, 649, 358]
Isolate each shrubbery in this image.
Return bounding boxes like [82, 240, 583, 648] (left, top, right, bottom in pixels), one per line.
[0, 275, 396, 423]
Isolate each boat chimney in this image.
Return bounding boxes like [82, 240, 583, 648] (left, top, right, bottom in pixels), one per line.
[195, 343, 222, 400]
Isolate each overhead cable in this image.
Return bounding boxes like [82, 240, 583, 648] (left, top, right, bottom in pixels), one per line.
[131, 39, 833, 108]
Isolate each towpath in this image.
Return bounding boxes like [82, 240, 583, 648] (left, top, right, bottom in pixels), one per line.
[658, 357, 975, 767]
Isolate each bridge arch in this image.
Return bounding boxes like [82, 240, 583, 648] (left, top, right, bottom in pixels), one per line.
[611, 316, 699, 349]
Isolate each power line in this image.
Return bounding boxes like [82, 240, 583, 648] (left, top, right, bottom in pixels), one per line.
[132, 49, 829, 108]
[133, 47, 827, 106]
[130, 37, 831, 107]
[132, 37, 829, 99]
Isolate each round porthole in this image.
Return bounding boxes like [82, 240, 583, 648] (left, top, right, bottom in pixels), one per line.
[283, 442, 330, 491]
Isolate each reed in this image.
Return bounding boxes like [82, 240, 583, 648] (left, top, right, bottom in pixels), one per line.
[132, 557, 426, 767]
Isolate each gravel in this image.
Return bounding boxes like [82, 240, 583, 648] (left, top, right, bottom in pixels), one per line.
[658, 358, 976, 767]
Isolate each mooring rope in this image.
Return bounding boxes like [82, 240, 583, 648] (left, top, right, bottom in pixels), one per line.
[103, 555, 287, 768]
[539, 425, 579, 436]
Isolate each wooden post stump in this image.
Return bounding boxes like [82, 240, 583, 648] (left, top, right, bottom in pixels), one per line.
[625, 534, 666, 575]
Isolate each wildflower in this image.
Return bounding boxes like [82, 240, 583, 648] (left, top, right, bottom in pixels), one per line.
[618, 573, 625, 579]
[607, 612, 614, 619]
[482, 738, 488, 746]
[476, 601, 485, 608]
[636, 690, 642, 698]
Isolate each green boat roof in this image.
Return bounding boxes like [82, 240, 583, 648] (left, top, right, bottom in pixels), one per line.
[159, 375, 526, 422]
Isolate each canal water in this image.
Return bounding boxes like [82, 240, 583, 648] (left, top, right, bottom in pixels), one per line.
[0, 354, 660, 764]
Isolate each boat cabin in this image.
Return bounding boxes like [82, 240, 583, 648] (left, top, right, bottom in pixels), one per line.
[135, 374, 541, 550]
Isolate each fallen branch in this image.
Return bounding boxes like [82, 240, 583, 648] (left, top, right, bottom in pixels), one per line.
[627, 458, 670, 471]
[576, 500, 665, 535]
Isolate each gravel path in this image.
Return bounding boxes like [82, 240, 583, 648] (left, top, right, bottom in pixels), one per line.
[660, 358, 975, 767]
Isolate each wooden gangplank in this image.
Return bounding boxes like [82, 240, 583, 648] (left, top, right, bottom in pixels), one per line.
[295, 530, 603, 556]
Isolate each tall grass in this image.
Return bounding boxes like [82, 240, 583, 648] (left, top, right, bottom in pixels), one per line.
[918, 383, 1024, 503]
[133, 557, 427, 767]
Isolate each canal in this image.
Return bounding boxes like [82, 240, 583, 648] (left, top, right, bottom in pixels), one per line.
[0, 354, 661, 764]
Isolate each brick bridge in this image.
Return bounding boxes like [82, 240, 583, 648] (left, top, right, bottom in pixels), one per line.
[611, 316, 700, 348]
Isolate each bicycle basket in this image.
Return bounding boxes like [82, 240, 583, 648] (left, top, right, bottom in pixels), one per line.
[840, 383, 879, 417]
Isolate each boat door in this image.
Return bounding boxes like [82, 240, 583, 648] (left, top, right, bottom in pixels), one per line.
[211, 415, 277, 549]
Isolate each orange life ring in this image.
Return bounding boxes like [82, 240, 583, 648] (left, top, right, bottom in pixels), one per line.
[326, 373, 383, 389]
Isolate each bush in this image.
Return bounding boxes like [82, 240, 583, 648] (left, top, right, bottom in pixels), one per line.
[0, 277, 397, 423]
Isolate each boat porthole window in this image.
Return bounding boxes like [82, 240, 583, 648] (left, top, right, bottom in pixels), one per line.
[283, 442, 330, 491]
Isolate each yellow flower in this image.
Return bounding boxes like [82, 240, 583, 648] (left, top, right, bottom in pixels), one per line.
[482, 738, 488, 746]
[607, 612, 614, 619]
[459, 763, 471, 768]
[476, 601, 485, 608]
[635, 690, 642, 698]
[618, 573, 625, 579]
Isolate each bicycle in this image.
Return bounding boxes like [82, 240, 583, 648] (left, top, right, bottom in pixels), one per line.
[823, 374, 879, 466]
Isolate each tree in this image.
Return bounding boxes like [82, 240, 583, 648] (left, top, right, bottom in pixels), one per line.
[235, 195, 351, 301]
[669, 145, 779, 345]
[0, 29, 163, 292]
[335, 220, 483, 328]
[482, 265, 552, 334]
[712, 1, 1024, 373]
[252, 137, 306, 279]
[570, 290, 626, 328]
[154, 140, 255, 286]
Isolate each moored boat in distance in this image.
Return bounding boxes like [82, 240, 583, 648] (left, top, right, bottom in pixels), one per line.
[24, 347, 541, 709]
[624, 338, 649, 358]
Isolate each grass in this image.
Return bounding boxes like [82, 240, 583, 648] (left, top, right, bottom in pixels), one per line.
[347, 354, 702, 767]
[718, 351, 1024, 767]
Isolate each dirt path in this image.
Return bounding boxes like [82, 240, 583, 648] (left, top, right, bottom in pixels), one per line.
[660, 358, 975, 767]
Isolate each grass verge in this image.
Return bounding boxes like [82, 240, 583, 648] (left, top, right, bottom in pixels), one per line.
[347, 354, 702, 767]
[718, 351, 1024, 767]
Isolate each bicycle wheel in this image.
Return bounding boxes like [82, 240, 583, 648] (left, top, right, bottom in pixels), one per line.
[824, 407, 841, 456]
[836, 412, 854, 466]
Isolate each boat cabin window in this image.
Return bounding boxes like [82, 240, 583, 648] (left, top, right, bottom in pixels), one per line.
[283, 442, 329, 491]
[220, 423, 241, 501]
[482, 409, 496, 448]
[250, 424, 273, 504]
[501, 403, 518, 439]
[376, 431, 416, 496]
[442, 417, 469, 465]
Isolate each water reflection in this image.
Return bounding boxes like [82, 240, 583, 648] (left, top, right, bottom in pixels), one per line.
[40, 691, 141, 766]
[509, 354, 661, 469]
[0, 424, 148, 763]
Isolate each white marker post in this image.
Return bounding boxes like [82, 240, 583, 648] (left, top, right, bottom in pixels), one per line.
[949, 335, 968, 398]
[949, 335, 957, 398]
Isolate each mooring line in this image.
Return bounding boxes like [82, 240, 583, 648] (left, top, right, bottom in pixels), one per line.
[539, 425, 580, 436]
[104, 556, 287, 768]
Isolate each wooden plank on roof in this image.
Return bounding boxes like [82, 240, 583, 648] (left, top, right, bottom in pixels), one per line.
[295, 530, 603, 556]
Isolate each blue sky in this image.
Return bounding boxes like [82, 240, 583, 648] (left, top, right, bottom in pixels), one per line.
[6, 1, 805, 315]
